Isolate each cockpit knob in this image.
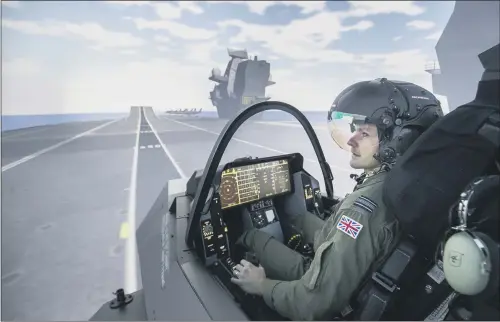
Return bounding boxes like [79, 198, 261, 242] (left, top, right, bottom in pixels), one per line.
[109, 288, 134, 309]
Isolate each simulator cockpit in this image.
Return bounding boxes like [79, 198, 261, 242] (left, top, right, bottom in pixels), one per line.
[90, 43, 500, 322]
[90, 95, 499, 321]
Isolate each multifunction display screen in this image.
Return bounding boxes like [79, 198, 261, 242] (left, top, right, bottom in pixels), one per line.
[219, 159, 291, 209]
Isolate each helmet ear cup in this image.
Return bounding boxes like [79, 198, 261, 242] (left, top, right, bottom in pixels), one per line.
[443, 231, 498, 297]
[376, 127, 421, 164]
[474, 232, 500, 298]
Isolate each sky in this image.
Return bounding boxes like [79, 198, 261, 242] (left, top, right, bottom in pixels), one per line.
[1, 0, 455, 115]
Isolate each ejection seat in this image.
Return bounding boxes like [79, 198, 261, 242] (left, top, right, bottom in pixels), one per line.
[346, 233, 445, 320]
[344, 95, 500, 320]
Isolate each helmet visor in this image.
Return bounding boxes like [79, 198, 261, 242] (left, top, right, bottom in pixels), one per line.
[327, 110, 379, 152]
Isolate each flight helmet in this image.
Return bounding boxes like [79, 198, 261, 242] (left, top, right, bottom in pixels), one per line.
[327, 78, 444, 166]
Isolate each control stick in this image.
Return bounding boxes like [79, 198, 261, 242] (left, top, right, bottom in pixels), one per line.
[245, 252, 260, 266]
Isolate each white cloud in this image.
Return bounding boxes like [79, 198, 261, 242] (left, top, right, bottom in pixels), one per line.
[154, 35, 170, 43]
[216, 1, 428, 64]
[120, 49, 138, 55]
[341, 20, 374, 32]
[206, 1, 425, 16]
[393, 36, 402, 41]
[3, 0, 445, 116]
[206, 1, 327, 15]
[104, 1, 152, 6]
[3, 51, 434, 116]
[60, 59, 216, 113]
[406, 20, 436, 30]
[2, 57, 218, 115]
[267, 70, 341, 109]
[1, 1, 21, 8]
[217, 14, 373, 63]
[361, 49, 430, 77]
[2, 19, 145, 49]
[425, 30, 443, 40]
[341, 1, 426, 18]
[107, 1, 203, 19]
[2, 58, 67, 115]
[127, 17, 216, 40]
[149, 2, 203, 19]
[2, 58, 42, 76]
[183, 40, 219, 65]
[157, 45, 170, 52]
[175, 1, 204, 14]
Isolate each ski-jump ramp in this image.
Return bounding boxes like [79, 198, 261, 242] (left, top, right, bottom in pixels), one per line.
[128, 106, 140, 121]
[128, 106, 157, 120]
[142, 106, 157, 120]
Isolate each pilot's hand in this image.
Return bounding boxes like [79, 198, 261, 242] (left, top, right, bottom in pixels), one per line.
[231, 259, 266, 296]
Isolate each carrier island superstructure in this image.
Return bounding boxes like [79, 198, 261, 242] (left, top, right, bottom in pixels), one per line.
[209, 49, 275, 119]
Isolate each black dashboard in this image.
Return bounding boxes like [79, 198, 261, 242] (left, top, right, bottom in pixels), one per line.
[219, 159, 292, 209]
[194, 155, 297, 265]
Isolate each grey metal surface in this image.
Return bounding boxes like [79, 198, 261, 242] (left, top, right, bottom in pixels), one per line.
[180, 261, 250, 321]
[169, 195, 249, 321]
[136, 191, 210, 321]
[89, 289, 147, 321]
[431, 1, 500, 111]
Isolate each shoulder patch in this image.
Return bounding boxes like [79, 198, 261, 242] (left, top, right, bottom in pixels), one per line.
[337, 215, 363, 239]
[353, 196, 377, 214]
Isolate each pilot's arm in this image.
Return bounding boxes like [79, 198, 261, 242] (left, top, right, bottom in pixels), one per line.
[288, 211, 325, 245]
[289, 202, 343, 245]
[260, 208, 396, 320]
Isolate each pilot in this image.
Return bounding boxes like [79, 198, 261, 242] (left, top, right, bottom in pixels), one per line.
[230, 78, 444, 320]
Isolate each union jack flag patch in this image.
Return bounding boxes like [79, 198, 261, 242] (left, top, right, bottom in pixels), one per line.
[337, 215, 363, 239]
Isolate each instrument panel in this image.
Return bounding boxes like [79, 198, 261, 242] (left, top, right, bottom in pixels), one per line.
[219, 159, 291, 209]
[200, 218, 229, 258]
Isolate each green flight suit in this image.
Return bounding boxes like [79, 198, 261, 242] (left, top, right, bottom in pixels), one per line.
[237, 171, 401, 320]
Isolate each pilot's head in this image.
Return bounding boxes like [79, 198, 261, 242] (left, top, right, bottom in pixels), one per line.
[328, 78, 444, 172]
[345, 122, 380, 170]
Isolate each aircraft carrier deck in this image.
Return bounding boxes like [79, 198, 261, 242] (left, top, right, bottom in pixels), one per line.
[1, 106, 356, 321]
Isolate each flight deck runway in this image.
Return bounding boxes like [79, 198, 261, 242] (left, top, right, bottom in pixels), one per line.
[1, 107, 357, 321]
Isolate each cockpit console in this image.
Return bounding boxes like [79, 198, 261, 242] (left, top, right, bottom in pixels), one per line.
[188, 155, 312, 319]
[196, 157, 294, 267]
[184, 153, 333, 320]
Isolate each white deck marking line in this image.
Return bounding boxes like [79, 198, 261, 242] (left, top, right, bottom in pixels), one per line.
[164, 117, 351, 174]
[124, 108, 141, 293]
[144, 110, 187, 179]
[1, 119, 121, 172]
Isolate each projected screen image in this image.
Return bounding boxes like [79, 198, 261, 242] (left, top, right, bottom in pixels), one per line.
[219, 159, 291, 209]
